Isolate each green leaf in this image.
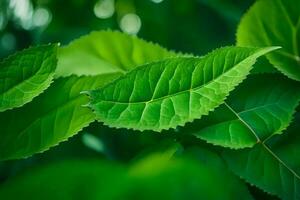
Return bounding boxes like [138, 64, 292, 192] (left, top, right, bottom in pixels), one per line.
[0, 73, 120, 161]
[128, 148, 253, 200]
[0, 160, 127, 200]
[0, 44, 58, 112]
[56, 30, 177, 77]
[237, 0, 300, 81]
[223, 112, 300, 200]
[0, 153, 253, 200]
[87, 46, 278, 131]
[180, 74, 300, 149]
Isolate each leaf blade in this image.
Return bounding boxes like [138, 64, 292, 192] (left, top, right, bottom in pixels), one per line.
[181, 74, 300, 149]
[223, 112, 300, 199]
[56, 30, 178, 77]
[0, 73, 121, 161]
[0, 44, 58, 112]
[237, 0, 300, 81]
[88, 46, 278, 131]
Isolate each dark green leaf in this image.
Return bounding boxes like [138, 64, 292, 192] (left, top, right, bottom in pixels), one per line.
[237, 0, 300, 81]
[0, 73, 120, 161]
[0, 44, 58, 112]
[180, 74, 300, 148]
[223, 112, 300, 200]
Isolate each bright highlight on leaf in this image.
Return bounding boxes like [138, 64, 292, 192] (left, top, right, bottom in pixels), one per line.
[87, 46, 278, 131]
[237, 0, 300, 81]
[0, 44, 58, 112]
[56, 30, 177, 77]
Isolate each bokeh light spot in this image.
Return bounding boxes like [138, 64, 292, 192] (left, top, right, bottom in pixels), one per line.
[151, 0, 164, 3]
[120, 13, 141, 35]
[1, 33, 16, 51]
[93, 0, 115, 19]
[82, 133, 105, 153]
[33, 8, 52, 27]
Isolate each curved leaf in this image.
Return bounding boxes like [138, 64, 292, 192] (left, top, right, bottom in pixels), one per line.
[180, 74, 300, 148]
[0, 73, 120, 161]
[237, 0, 300, 81]
[0, 44, 58, 112]
[223, 112, 300, 200]
[56, 30, 177, 77]
[87, 46, 278, 131]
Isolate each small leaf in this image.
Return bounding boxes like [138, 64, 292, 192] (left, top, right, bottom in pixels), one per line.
[0, 73, 120, 161]
[56, 30, 177, 77]
[237, 0, 300, 81]
[0, 44, 58, 112]
[87, 46, 278, 131]
[180, 74, 300, 149]
[223, 112, 300, 200]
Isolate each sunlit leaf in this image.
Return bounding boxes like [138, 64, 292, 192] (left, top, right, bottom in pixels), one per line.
[87, 46, 278, 131]
[56, 30, 177, 77]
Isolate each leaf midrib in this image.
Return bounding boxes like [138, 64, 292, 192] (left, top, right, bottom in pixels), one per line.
[224, 102, 300, 181]
[96, 55, 254, 105]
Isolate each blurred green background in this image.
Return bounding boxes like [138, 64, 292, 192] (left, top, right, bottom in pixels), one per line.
[2, 1, 278, 199]
[0, 0, 255, 181]
[0, 0, 254, 58]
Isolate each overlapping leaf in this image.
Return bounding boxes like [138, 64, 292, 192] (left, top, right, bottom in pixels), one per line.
[0, 44, 58, 112]
[223, 112, 300, 200]
[87, 46, 278, 131]
[56, 30, 177, 77]
[237, 0, 300, 81]
[0, 73, 120, 161]
[180, 74, 300, 148]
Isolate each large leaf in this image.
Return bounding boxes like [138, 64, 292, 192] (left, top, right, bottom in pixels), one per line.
[0, 153, 253, 200]
[0, 44, 58, 112]
[223, 111, 300, 200]
[0, 73, 120, 161]
[87, 46, 278, 131]
[180, 74, 300, 149]
[237, 0, 300, 81]
[56, 30, 177, 77]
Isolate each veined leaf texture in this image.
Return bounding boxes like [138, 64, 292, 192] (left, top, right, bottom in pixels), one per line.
[0, 44, 58, 112]
[237, 0, 300, 81]
[181, 74, 300, 149]
[88, 47, 278, 131]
